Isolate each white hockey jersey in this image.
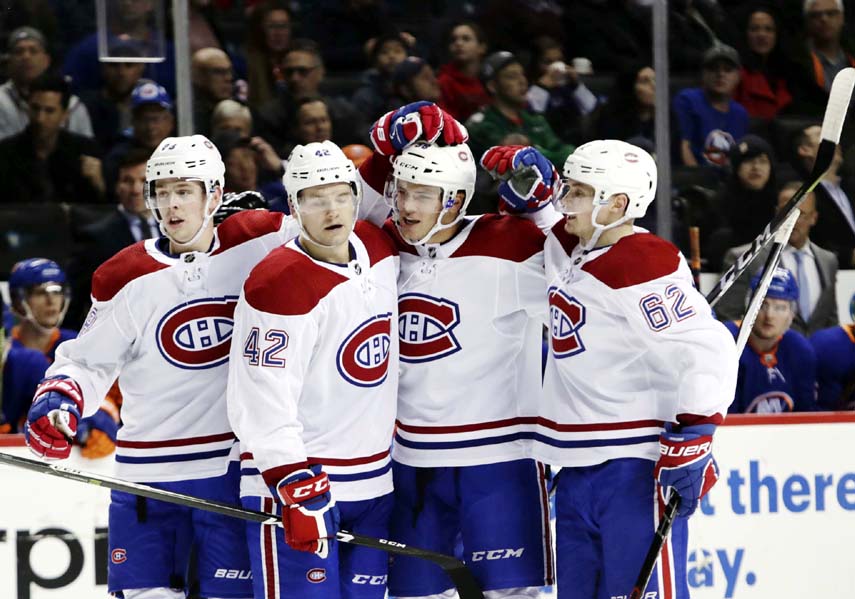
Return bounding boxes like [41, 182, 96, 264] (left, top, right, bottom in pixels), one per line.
[48, 211, 300, 482]
[532, 223, 738, 467]
[227, 221, 399, 502]
[383, 215, 547, 467]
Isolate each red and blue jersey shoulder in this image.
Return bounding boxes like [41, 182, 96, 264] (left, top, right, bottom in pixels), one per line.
[243, 246, 347, 316]
[212, 210, 285, 256]
[584, 233, 681, 289]
[92, 242, 169, 302]
[453, 214, 544, 262]
[354, 220, 398, 265]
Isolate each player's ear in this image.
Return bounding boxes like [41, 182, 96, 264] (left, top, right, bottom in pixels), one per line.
[611, 193, 629, 215]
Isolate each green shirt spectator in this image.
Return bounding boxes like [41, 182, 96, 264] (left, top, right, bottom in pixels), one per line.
[465, 51, 573, 167]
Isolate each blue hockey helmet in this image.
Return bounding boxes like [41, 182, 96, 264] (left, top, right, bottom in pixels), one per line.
[8, 258, 70, 327]
[749, 266, 799, 303]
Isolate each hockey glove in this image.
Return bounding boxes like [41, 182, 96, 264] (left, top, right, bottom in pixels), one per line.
[214, 191, 268, 225]
[369, 101, 468, 156]
[26, 375, 84, 460]
[276, 466, 340, 558]
[77, 407, 119, 459]
[654, 424, 719, 517]
[480, 145, 558, 212]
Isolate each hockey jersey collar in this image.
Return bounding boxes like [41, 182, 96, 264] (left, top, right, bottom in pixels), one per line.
[146, 230, 221, 266]
[411, 216, 477, 259]
[289, 233, 371, 280]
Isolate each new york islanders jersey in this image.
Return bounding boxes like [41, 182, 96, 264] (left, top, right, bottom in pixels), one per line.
[11, 327, 77, 362]
[533, 225, 738, 467]
[2, 343, 49, 432]
[47, 211, 300, 482]
[384, 215, 547, 467]
[811, 324, 855, 410]
[227, 221, 399, 502]
[725, 322, 818, 413]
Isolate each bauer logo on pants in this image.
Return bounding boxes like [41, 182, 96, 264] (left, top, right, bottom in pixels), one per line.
[336, 313, 393, 387]
[156, 296, 239, 369]
[397, 293, 462, 363]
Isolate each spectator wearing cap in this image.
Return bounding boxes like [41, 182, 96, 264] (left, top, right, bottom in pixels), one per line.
[466, 50, 574, 168]
[191, 48, 235, 137]
[0, 71, 104, 204]
[437, 21, 491, 121]
[788, 0, 855, 116]
[718, 180, 838, 335]
[724, 267, 819, 413]
[102, 79, 175, 201]
[351, 32, 411, 119]
[256, 39, 367, 152]
[673, 43, 749, 167]
[78, 44, 146, 151]
[0, 26, 93, 141]
[391, 56, 442, 106]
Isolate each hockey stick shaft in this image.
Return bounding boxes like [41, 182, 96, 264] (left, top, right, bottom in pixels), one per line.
[689, 226, 701, 290]
[0, 451, 485, 599]
[707, 67, 855, 308]
[631, 212, 801, 599]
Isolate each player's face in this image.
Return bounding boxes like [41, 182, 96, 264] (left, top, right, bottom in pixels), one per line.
[116, 161, 148, 215]
[296, 182, 356, 249]
[556, 180, 596, 239]
[153, 178, 210, 243]
[25, 283, 66, 329]
[753, 298, 794, 340]
[736, 154, 771, 191]
[393, 180, 446, 242]
[746, 11, 777, 56]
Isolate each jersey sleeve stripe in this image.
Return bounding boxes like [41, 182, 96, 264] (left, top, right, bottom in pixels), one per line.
[116, 431, 236, 448]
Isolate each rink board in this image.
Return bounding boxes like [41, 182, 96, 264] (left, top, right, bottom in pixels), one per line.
[1, 415, 855, 598]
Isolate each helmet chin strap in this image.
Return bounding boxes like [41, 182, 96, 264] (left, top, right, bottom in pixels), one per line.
[157, 188, 217, 251]
[580, 196, 632, 251]
[14, 298, 68, 335]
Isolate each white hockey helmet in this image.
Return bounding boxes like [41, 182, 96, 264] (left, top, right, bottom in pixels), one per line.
[283, 140, 361, 245]
[388, 142, 476, 245]
[145, 134, 226, 245]
[556, 140, 657, 239]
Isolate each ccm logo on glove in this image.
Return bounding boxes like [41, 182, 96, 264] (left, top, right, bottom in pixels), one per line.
[283, 477, 331, 502]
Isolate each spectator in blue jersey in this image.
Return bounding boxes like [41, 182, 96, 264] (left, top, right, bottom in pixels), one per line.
[1, 299, 49, 434]
[673, 43, 749, 167]
[726, 267, 819, 413]
[811, 303, 855, 410]
[8, 258, 120, 455]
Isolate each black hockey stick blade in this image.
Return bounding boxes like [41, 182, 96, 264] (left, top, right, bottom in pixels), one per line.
[0, 451, 485, 599]
[629, 495, 681, 599]
[707, 67, 855, 307]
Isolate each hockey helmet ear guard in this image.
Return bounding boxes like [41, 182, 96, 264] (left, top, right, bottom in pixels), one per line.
[387, 142, 476, 245]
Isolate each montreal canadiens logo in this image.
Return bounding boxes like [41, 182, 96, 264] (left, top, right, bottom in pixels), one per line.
[549, 287, 586, 358]
[156, 296, 238, 369]
[111, 548, 127, 564]
[398, 293, 461, 363]
[336, 313, 393, 387]
[307, 568, 326, 583]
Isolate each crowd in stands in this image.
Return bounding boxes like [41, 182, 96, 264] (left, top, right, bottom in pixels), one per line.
[4, 0, 855, 451]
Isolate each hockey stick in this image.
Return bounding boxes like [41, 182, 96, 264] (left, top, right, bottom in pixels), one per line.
[707, 67, 855, 308]
[689, 226, 701, 290]
[0, 451, 485, 599]
[630, 212, 800, 599]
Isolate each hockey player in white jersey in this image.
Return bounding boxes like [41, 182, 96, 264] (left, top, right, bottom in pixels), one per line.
[364, 107, 554, 599]
[25, 134, 302, 599]
[226, 140, 399, 599]
[500, 140, 738, 599]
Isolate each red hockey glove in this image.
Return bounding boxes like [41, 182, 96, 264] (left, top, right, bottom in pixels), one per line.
[26, 375, 84, 460]
[481, 145, 558, 212]
[370, 102, 468, 156]
[276, 466, 340, 558]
